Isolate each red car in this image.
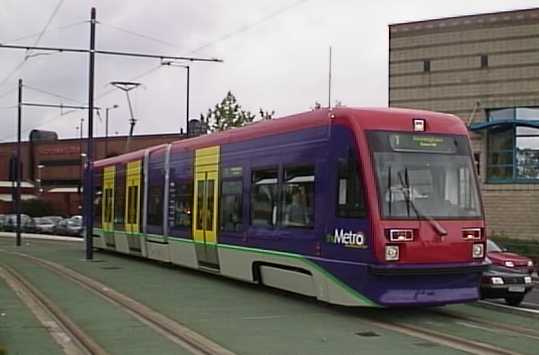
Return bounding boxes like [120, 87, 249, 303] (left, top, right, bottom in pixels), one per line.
[487, 240, 535, 274]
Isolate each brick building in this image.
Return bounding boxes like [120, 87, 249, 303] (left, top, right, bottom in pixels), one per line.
[0, 132, 184, 216]
[389, 8, 539, 240]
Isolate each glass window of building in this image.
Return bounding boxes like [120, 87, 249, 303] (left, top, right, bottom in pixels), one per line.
[486, 107, 539, 182]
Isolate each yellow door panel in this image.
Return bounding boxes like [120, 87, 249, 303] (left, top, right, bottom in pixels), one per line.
[195, 146, 220, 169]
[193, 146, 220, 244]
[103, 166, 116, 232]
[205, 171, 218, 245]
[125, 160, 142, 234]
[193, 172, 206, 243]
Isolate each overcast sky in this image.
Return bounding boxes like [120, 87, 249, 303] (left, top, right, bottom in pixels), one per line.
[1, 0, 538, 142]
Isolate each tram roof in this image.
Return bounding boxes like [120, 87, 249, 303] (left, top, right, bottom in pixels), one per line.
[95, 107, 466, 167]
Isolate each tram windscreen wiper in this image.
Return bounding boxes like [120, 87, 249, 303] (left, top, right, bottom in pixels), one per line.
[387, 166, 392, 216]
[397, 168, 448, 236]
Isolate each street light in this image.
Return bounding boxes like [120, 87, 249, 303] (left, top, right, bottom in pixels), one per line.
[37, 164, 45, 194]
[161, 60, 190, 136]
[104, 104, 119, 157]
[78, 118, 84, 195]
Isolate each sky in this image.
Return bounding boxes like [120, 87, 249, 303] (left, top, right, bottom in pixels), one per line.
[1, 0, 538, 142]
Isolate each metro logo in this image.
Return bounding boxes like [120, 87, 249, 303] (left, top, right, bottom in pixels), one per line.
[326, 229, 367, 248]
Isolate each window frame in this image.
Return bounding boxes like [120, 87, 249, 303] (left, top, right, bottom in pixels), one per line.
[336, 149, 367, 219]
[220, 177, 243, 233]
[250, 166, 280, 229]
[280, 165, 315, 229]
[171, 179, 193, 229]
[486, 107, 539, 183]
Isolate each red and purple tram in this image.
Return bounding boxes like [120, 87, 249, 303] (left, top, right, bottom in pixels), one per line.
[93, 107, 488, 307]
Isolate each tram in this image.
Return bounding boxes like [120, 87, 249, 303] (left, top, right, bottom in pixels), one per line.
[92, 107, 488, 307]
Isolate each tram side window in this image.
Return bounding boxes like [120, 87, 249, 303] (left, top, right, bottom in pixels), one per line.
[174, 181, 193, 228]
[104, 188, 113, 223]
[251, 168, 278, 228]
[221, 180, 243, 232]
[337, 151, 366, 218]
[114, 167, 126, 229]
[282, 165, 315, 228]
[94, 186, 102, 227]
[127, 186, 138, 225]
[147, 184, 163, 226]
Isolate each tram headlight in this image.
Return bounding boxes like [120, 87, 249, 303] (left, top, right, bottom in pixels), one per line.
[462, 228, 482, 240]
[389, 229, 414, 242]
[491, 277, 504, 285]
[385, 245, 399, 261]
[472, 243, 484, 259]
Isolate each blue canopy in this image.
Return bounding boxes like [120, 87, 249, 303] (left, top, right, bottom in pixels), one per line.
[469, 119, 539, 131]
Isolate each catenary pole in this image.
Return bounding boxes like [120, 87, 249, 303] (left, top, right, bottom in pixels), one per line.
[16, 79, 22, 246]
[85, 7, 96, 260]
[186, 65, 190, 135]
[0, 7, 222, 258]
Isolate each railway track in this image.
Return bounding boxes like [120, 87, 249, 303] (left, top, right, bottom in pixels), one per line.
[0, 264, 107, 355]
[1, 247, 534, 355]
[432, 308, 539, 341]
[363, 316, 523, 355]
[0, 250, 235, 355]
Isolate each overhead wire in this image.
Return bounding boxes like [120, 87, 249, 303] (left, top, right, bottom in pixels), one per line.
[0, 0, 65, 89]
[93, 1, 308, 101]
[3, 20, 87, 43]
[0, 88, 17, 101]
[188, 0, 309, 54]
[0, 106, 82, 143]
[98, 22, 183, 51]
[1, 1, 309, 140]
[23, 84, 85, 104]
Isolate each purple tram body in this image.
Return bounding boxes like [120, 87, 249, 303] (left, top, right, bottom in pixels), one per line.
[92, 107, 488, 307]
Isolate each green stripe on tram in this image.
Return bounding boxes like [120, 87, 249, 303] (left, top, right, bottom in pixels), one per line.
[93, 229, 379, 307]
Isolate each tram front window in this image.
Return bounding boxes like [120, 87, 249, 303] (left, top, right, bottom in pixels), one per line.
[368, 132, 482, 219]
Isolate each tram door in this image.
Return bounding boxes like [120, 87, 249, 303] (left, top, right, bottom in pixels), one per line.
[193, 146, 220, 270]
[102, 166, 116, 248]
[125, 160, 142, 253]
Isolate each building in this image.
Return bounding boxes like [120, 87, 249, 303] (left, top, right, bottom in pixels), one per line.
[389, 8, 539, 240]
[0, 132, 185, 216]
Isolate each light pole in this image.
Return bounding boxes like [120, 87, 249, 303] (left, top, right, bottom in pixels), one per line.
[161, 61, 190, 135]
[37, 164, 45, 194]
[105, 104, 119, 157]
[78, 118, 84, 195]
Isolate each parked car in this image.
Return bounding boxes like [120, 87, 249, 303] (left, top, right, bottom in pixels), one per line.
[54, 217, 83, 237]
[34, 217, 57, 234]
[487, 239, 535, 274]
[480, 263, 534, 306]
[44, 216, 63, 226]
[3, 214, 35, 233]
[0, 214, 6, 231]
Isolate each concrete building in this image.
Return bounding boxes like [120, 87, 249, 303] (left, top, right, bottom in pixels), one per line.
[0, 132, 184, 216]
[389, 8, 539, 240]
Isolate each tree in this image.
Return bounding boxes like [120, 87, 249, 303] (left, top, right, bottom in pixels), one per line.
[259, 108, 275, 120]
[201, 91, 276, 132]
[202, 91, 256, 132]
